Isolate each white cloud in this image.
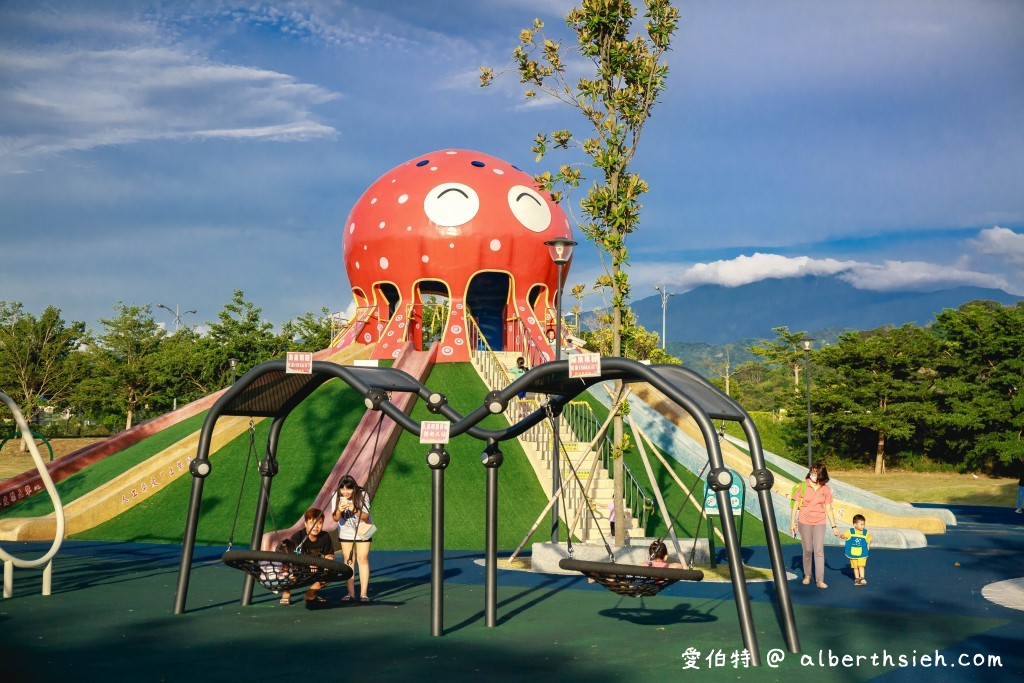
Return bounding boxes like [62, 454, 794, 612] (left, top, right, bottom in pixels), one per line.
[672, 253, 858, 289]
[837, 260, 1009, 292]
[0, 11, 339, 169]
[970, 226, 1024, 264]
[614, 249, 1012, 296]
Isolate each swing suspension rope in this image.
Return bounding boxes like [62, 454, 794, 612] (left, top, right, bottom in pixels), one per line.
[221, 418, 352, 591]
[337, 409, 385, 567]
[551, 407, 704, 595]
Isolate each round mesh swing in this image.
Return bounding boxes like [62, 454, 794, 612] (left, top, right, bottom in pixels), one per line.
[222, 549, 352, 592]
[544, 401, 706, 598]
[559, 558, 703, 597]
[218, 419, 355, 593]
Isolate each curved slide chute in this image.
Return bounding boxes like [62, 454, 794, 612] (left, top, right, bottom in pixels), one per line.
[261, 341, 438, 550]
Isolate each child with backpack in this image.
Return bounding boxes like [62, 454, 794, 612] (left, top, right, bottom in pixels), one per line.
[840, 514, 872, 586]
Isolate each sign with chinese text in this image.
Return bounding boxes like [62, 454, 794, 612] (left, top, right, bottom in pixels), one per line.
[286, 351, 314, 374]
[568, 352, 601, 378]
[420, 420, 451, 444]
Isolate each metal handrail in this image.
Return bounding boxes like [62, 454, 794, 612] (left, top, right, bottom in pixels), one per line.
[330, 305, 376, 347]
[562, 399, 652, 532]
[465, 311, 651, 535]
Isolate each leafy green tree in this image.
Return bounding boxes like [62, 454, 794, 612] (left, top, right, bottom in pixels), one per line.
[482, 0, 679, 545]
[0, 301, 88, 426]
[280, 306, 334, 352]
[205, 289, 283, 383]
[420, 296, 448, 344]
[88, 303, 166, 430]
[150, 326, 209, 409]
[749, 326, 810, 388]
[727, 362, 793, 414]
[583, 311, 680, 364]
[804, 325, 943, 473]
[931, 301, 1024, 470]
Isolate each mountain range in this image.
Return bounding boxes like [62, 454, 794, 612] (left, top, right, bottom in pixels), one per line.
[627, 275, 1022, 345]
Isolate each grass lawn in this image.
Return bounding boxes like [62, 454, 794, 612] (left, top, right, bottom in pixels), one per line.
[831, 469, 1019, 507]
[73, 380, 367, 544]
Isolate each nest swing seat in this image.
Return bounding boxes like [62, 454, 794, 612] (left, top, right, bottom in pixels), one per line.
[559, 558, 704, 597]
[222, 549, 353, 592]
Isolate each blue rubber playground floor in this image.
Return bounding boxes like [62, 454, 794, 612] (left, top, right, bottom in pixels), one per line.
[1, 504, 1021, 682]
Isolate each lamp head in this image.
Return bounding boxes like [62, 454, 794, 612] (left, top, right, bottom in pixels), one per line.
[544, 238, 577, 265]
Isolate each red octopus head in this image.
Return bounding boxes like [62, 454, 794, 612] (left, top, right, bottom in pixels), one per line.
[341, 149, 574, 362]
[343, 149, 572, 301]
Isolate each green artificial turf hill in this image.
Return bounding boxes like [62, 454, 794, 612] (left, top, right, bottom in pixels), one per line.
[370, 362, 551, 550]
[54, 362, 764, 553]
[75, 363, 554, 550]
[75, 379, 366, 545]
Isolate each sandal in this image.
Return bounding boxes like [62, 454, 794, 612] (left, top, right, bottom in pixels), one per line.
[816, 581, 828, 589]
[360, 595, 371, 603]
[859, 579, 868, 585]
[341, 595, 355, 603]
[280, 597, 291, 605]
[801, 576, 810, 585]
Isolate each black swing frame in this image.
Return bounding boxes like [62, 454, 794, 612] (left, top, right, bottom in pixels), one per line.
[172, 357, 799, 665]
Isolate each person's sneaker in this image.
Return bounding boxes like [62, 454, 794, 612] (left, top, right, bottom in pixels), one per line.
[1015, 508, 1022, 514]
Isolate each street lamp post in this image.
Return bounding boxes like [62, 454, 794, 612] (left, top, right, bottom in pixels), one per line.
[654, 285, 675, 350]
[800, 337, 814, 468]
[157, 303, 197, 333]
[229, 358, 239, 386]
[544, 237, 577, 544]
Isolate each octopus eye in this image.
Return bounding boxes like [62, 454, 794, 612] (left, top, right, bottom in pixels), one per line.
[424, 183, 480, 227]
[507, 185, 551, 233]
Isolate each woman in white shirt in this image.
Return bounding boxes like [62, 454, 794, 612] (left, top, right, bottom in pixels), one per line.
[332, 475, 373, 602]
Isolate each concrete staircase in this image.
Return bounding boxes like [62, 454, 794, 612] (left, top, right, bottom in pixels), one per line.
[473, 350, 644, 542]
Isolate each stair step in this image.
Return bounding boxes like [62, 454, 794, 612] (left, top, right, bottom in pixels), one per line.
[468, 351, 650, 545]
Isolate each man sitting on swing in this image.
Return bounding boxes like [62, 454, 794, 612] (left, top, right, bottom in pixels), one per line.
[297, 508, 335, 607]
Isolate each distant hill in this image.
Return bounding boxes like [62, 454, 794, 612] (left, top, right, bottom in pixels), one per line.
[630, 275, 1022, 345]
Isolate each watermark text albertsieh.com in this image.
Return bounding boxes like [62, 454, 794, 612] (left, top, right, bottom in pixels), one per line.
[680, 648, 1004, 671]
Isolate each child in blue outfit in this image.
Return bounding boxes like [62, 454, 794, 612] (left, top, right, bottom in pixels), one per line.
[840, 514, 872, 586]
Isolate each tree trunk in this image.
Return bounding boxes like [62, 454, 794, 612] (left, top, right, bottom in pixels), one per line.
[612, 390, 625, 546]
[874, 432, 885, 474]
[125, 408, 134, 432]
[611, 250, 626, 544]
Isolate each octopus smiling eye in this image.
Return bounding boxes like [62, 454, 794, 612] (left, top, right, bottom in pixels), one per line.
[424, 182, 480, 227]
[507, 185, 551, 233]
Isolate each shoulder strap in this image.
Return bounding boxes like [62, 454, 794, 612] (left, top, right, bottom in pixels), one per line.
[793, 480, 806, 504]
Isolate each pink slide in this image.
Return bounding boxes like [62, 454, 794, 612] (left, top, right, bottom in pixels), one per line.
[262, 341, 438, 550]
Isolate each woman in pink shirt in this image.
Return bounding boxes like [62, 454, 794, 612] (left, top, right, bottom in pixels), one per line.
[789, 462, 841, 588]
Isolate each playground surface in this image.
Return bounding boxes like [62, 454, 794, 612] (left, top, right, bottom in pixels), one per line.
[1, 504, 1020, 682]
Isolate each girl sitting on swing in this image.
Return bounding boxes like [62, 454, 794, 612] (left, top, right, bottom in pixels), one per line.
[646, 541, 686, 569]
[332, 475, 373, 603]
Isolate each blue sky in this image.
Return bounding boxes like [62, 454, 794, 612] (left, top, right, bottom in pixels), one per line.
[1, 0, 1022, 332]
